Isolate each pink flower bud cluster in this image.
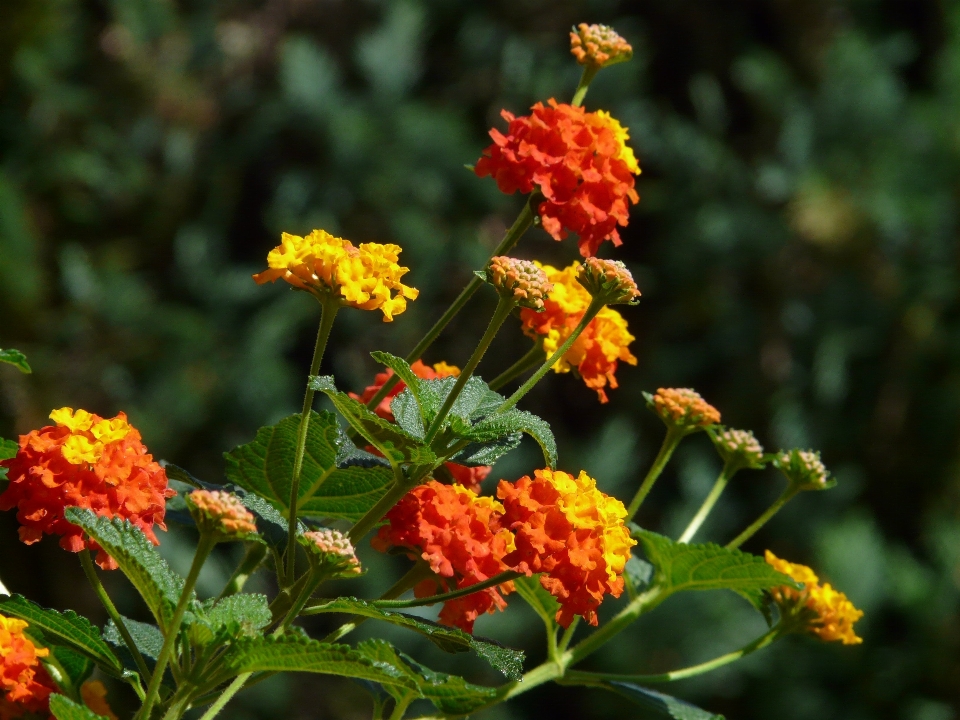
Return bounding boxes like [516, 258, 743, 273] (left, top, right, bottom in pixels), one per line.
[487, 256, 553, 310]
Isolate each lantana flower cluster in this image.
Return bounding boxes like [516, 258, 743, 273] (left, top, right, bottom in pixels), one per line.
[0, 408, 172, 569]
[0, 614, 56, 720]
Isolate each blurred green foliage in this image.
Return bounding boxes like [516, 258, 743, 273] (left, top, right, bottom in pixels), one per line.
[2, 1, 960, 718]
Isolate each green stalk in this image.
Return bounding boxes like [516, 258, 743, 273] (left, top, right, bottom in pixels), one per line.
[423, 296, 516, 443]
[285, 296, 340, 583]
[370, 570, 521, 609]
[488, 342, 543, 391]
[79, 550, 150, 694]
[726, 485, 800, 550]
[348, 480, 410, 544]
[557, 617, 580, 655]
[567, 585, 665, 667]
[388, 695, 414, 720]
[159, 689, 193, 720]
[571, 66, 599, 107]
[196, 673, 251, 720]
[362, 198, 537, 413]
[497, 296, 605, 413]
[139, 535, 216, 720]
[626, 428, 684, 522]
[677, 463, 737, 543]
[217, 542, 267, 600]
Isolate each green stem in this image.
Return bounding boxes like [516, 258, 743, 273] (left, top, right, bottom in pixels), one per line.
[196, 672, 251, 720]
[159, 688, 192, 720]
[275, 572, 324, 633]
[218, 542, 267, 600]
[423, 297, 516, 443]
[571, 66, 599, 107]
[79, 550, 150, 695]
[557, 617, 580, 655]
[626, 428, 684, 522]
[726, 485, 800, 550]
[388, 695, 414, 720]
[500, 659, 565, 701]
[677, 463, 737, 543]
[568, 585, 665, 667]
[349, 480, 411, 543]
[363, 198, 537, 413]
[498, 296, 605, 413]
[139, 535, 216, 720]
[488, 342, 543, 391]
[371, 570, 521, 609]
[563, 626, 781, 685]
[286, 296, 341, 583]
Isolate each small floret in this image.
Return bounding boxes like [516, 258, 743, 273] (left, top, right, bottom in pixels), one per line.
[486, 256, 553, 311]
[773, 449, 833, 491]
[646, 388, 721, 432]
[300, 528, 362, 578]
[577, 257, 641, 305]
[188, 489, 258, 540]
[710, 427, 766, 471]
[570, 23, 633, 69]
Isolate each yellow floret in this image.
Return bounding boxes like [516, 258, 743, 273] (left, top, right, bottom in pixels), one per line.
[592, 111, 641, 175]
[91, 417, 131, 444]
[50, 407, 95, 432]
[61, 435, 104, 465]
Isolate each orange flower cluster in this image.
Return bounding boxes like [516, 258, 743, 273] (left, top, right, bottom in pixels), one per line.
[765, 551, 863, 645]
[0, 408, 173, 569]
[475, 99, 640, 257]
[570, 23, 633, 69]
[372, 481, 515, 632]
[519, 262, 636, 402]
[0, 614, 56, 720]
[351, 361, 491, 493]
[498, 468, 635, 627]
[649, 388, 721, 430]
[80, 681, 117, 720]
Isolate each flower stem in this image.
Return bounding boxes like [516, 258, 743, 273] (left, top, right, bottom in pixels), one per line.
[285, 296, 340, 583]
[557, 617, 580, 655]
[349, 480, 411, 544]
[571, 66, 599, 107]
[488, 342, 543, 391]
[423, 296, 516, 443]
[217, 542, 267, 600]
[726, 485, 800, 550]
[497, 296, 605, 414]
[371, 570, 521, 609]
[568, 585, 665, 667]
[139, 535, 216, 720]
[626, 428, 684, 522]
[677, 463, 737, 543]
[196, 672, 251, 720]
[79, 550, 150, 692]
[362, 198, 537, 413]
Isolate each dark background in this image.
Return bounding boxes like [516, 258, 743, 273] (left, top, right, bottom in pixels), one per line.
[2, 1, 959, 719]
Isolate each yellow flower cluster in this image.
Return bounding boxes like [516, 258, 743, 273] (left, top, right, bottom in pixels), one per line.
[50, 408, 131, 465]
[765, 550, 863, 645]
[253, 229, 419, 321]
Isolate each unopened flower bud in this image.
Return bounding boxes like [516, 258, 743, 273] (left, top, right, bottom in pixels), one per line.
[577, 258, 640, 305]
[570, 24, 633, 69]
[188, 490, 258, 540]
[710, 427, 766, 471]
[773, 449, 834, 491]
[645, 388, 721, 433]
[486, 256, 553, 311]
[300, 528, 362, 577]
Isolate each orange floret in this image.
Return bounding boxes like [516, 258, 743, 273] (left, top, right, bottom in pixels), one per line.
[0, 408, 173, 570]
[188, 489, 258, 538]
[519, 262, 636, 403]
[570, 24, 633, 69]
[0, 614, 56, 720]
[474, 100, 640, 257]
[372, 481, 515, 633]
[498, 468, 635, 627]
[648, 388, 720, 430]
[80, 681, 118, 720]
[765, 551, 863, 645]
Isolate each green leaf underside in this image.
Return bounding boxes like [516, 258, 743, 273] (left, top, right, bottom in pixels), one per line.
[0, 594, 123, 676]
[104, 616, 163, 665]
[307, 597, 524, 680]
[44, 646, 94, 694]
[512, 575, 559, 629]
[607, 682, 725, 720]
[64, 508, 185, 629]
[193, 593, 272, 643]
[633, 529, 797, 599]
[0, 348, 31, 373]
[50, 695, 111, 720]
[449, 408, 557, 468]
[224, 410, 393, 522]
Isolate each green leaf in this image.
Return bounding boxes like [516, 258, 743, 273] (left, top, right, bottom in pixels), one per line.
[103, 617, 162, 666]
[391, 390, 425, 439]
[49, 694, 111, 720]
[633, 529, 797, 600]
[306, 597, 524, 680]
[192, 593, 271, 645]
[43, 646, 95, 696]
[64, 508, 185, 629]
[0, 438, 17, 460]
[607, 682, 724, 720]
[0, 594, 124, 677]
[449, 408, 557, 468]
[450, 432, 522, 467]
[370, 351, 435, 419]
[512, 575, 559, 630]
[218, 635, 419, 691]
[224, 410, 394, 522]
[0, 348, 31, 373]
[625, 555, 655, 594]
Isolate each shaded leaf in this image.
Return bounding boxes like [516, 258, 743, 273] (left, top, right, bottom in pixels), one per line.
[0, 348, 31, 373]
[0, 438, 17, 460]
[197, 593, 271, 640]
[104, 616, 162, 667]
[512, 575, 559, 630]
[607, 682, 724, 720]
[449, 408, 557, 468]
[391, 390, 425, 439]
[449, 432, 522, 467]
[49, 695, 111, 720]
[44, 646, 94, 695]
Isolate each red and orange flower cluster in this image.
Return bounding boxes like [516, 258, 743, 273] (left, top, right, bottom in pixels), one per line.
[0, 408, 173, 569]
[475, 99, 640, 257]
[0, 614, 56, 720]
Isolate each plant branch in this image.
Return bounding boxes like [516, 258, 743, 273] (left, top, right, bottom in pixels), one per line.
[488, 342, 543, 391]
[726, 485, 800, 550]
[677, 463, 737, 543]
[217, 542, 267, 600]
[571, 66, 599, 107]
[349, 479, 412, 543]
[195, 672, 252, 720]
[626, 428, 683, 522]
[371, 570, 521, 609]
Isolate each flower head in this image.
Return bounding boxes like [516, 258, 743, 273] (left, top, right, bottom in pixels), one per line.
[475, 100, 640, 257]
[486, 256, 553, 311]
[577, 258, 641, 305]
[570, 23, 633, 69]
[646, 388, 721, 433]
[187, 489, 257, 540]
[519, 262, 636, 403]
[498, 468, 636, 627]
[80, 681, 118, 720]
[300, 528, 362, 577]
[773, 449, 833, 491]
[253, 229, 419, 321]
[765, 551, 863, 645]
[372, 481, 515, 632]
[0, 408, 173, 569]
[0, 613, 56, 720]
[710, 427, 766, 471]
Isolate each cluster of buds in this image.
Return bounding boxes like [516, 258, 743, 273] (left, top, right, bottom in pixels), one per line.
[710, 427, 766, 472]
[187, 490, 258, 541]
[577, 258, 641, 306]
[774, 449, 834, 491]
[646, 388, 721, 434]
[300, 528, 362, 578]
[570, 23, 633, 69]
[486, 256, 553, 311]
